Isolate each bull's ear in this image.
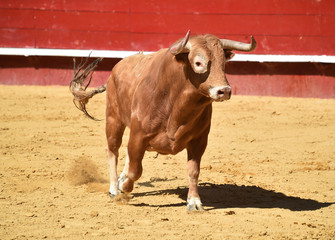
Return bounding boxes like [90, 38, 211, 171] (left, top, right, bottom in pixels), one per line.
[225, 50, 235, 61]
[169, 30, 192, 55]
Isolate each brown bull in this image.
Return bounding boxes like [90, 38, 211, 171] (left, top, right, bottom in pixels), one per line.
[70, 31, 256, 210]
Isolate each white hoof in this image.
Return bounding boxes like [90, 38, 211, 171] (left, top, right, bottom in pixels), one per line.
[109, 192, 118, 199]
[109, 182, 120, 198]
[187, 197, 204, 211]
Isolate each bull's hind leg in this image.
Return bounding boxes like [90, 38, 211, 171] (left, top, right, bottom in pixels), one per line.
[106, 115, 126, 198]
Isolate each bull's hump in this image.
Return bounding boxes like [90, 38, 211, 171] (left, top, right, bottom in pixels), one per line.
[123, 54, 152, 76]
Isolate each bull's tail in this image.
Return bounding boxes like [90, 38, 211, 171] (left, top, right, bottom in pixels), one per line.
[69, 57, 106, 121]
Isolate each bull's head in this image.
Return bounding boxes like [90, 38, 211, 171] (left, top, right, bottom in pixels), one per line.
[170, 30, 256, 101]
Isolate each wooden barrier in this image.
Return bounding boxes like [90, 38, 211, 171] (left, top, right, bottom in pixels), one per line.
[0, 0, 334, 98]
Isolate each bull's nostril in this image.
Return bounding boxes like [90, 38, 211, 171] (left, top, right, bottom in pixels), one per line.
[217, 90, 225, 95]
[217, 87, 230, 95]
[210, 86, 231, 101]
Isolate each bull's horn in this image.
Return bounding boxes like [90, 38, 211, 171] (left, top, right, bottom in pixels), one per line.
[170, 30, 192, 55]
[220, 36, 257, 52]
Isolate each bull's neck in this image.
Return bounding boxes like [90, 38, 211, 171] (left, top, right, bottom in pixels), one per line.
[157, 51, 212, 135]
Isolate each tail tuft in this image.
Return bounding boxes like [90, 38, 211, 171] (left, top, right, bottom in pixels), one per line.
[69, 57, 106, 121]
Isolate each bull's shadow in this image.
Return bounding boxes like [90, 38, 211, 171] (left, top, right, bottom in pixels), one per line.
[132, 182, 333, 211]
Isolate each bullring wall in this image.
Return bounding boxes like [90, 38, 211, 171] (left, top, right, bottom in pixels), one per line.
[0, 0, 334, 98]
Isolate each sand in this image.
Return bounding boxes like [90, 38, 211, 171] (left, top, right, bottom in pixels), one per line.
[0, 85, 334, 239]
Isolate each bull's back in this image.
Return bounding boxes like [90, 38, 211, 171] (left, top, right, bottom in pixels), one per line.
[106, 53, 154, 126]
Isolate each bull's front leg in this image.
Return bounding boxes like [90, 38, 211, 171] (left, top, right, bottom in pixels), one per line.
[186, 135, 208, 211]
[118, 128, 146, 193]
[186, 158, 203, 211]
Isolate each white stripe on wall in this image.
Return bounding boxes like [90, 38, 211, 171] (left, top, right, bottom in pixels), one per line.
[1, 48, 335, 63]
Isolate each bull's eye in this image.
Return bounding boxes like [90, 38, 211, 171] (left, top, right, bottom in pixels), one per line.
[192, 55, 208, 74]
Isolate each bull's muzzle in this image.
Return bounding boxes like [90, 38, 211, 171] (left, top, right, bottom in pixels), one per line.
[209, 86, 231, 101]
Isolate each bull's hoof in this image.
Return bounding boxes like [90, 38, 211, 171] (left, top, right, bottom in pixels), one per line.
[187, 203, 204, 211]
[109, 182, 120, 198]
[109, 192, 118, 199]
[187, 197, 204, 211]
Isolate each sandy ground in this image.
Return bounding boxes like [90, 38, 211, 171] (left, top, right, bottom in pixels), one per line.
[0, 85, 334, 240]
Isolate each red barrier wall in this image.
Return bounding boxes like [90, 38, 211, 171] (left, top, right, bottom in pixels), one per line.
[1, 0, 335, 55]
[1, 56, 334, 98]
[0, 0, 334, 98]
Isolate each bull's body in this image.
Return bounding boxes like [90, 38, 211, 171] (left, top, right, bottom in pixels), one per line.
[108, 48, 212, 155]
[71, 31, 256, 210]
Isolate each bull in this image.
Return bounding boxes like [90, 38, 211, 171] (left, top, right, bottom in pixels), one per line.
[70, 31, 256, 210]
